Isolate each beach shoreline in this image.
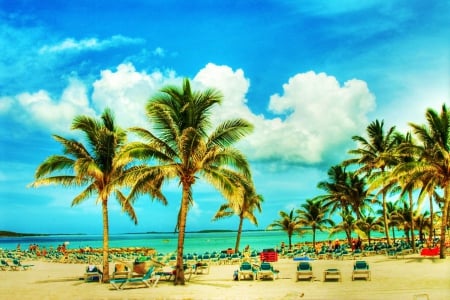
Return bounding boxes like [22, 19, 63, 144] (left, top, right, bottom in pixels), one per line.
[0, 252, 448, 300]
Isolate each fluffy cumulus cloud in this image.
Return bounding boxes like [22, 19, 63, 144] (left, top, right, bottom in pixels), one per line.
[1, 78, 96, 133]
[193, 66, 376, 165]
[91, 63, 179, 129]
[264, 72, 376, 163]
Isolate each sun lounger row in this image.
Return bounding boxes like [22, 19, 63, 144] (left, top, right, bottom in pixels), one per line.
[295, 260, 371, 282]
[0, 259, 34, 271]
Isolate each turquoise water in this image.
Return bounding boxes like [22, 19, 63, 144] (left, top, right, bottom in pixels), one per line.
[0, 230, 393, 254]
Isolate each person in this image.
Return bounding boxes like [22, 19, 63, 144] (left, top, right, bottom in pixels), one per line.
[280, 241, 286, 254]
[355, 237, 362, 250]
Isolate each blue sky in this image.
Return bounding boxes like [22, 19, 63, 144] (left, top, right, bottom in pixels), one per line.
[0, 0, 448, 234]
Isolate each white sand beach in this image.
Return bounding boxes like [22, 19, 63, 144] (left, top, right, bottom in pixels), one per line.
[0, 253, 449, 300]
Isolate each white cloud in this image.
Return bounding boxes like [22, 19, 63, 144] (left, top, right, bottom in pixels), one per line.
[8, 78, 96, 133]
[193, 65, 375, 165]
[91, 63, 179, 129]
[39, 35, 144, 54]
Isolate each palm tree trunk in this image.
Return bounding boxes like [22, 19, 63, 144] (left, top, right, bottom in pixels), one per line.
[288, 233, 292, 250]
[312, 226, 316, 249]
[409, 190, 416, 252]
[174, 184, 190, 285]
[429, 194, 434, 243]
[439, 185, 449, 259]
[234, 217, 244, 253]
[382, 191, 391, 246]
[101, 199, 110, 283]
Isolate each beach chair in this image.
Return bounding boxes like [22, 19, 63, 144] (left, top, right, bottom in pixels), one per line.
[194, 261, 210, 275]
[112, 263, 131, 280]
[352, 260, 371, 281]
[110, 266, 159, 290]
[2, 259, 20, 271]
[238, 262, 258, 280]
[12, 259, 34, 271]
[84, 265, 103, 282]
[0, 259, 12, 271]
[257, 262, 278, 280]
[296, 261, 313, 281]
[323, 268, 341, 282]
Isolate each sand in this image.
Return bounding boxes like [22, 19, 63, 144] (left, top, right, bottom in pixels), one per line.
[0, 254, 448, 300]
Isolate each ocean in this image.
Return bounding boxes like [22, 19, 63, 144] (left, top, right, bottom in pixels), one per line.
[0, 230, 394, 254]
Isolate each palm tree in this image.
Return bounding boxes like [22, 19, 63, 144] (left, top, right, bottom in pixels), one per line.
[345, 120, 399, 246]
[378, 201, 401, 244]
[317, 165, 351, 217]
[212, 178, 263, 253]
[330, 212, 358, 245]
[296, 198, 334, 249]
[415, 211, 431, 244]
[267, 209, 302, 250]
[345, 172, 372, 220]
[29, 109, 141, 282]
[356, 214, 383, 246]
[394, 104, 450, 258]
[391, 199, 413, 244]
[122, 79, 254, 284]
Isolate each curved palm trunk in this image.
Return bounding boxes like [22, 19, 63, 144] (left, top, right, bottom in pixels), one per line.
[234, 216, 244, 253]
[408, 190, 416, 252]
[382, 191, 391, 246]
[346, 229, 352, 246]
[101, 199, 110, 283]
[174, 184, 190, 285]
[439, 185, 449, 259]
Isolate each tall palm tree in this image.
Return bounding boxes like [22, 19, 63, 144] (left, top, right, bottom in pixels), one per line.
[356, 214, 383, 245]
[267, 209, 302, 250]
[391, 199, 413, 244]
[345, 172, 372, 220]
[296, 198, 334, 249]
[394, 104, 450, 258]
[212, 178, 263, 253]
[378, 201, 401, 244]
[329, 212, 358, 245]
[317, 165, 351, 217]
[415, 211, 431, 244]
[29, 109, 141, 282]
[122, 79, 254, 284]
[345, 120, 399, 245]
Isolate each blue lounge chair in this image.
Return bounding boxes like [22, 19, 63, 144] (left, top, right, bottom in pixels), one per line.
[296, 261, 313, 281]
[352, 260, 371, 281]
[238, 262, 258, 280]
[257, 262, 278, 280]
[12, 259, 34, 271]
[0, 259, 12, 271]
